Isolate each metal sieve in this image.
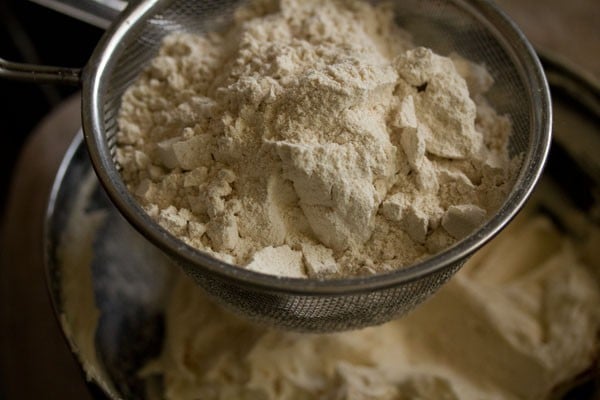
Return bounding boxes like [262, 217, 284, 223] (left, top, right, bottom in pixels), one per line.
[1, 0, 551, 332]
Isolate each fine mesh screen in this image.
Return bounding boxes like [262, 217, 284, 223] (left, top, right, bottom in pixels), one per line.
[89, 0, 549, 332]
[187, 261, 463, 332]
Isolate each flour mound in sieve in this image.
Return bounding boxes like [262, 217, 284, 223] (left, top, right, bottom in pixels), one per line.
[116, 0, 516, 278]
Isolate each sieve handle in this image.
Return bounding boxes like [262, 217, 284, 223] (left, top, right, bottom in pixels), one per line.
[0, 0, 131, 85]
[28, 0, 127, 30]
[0, 58, 81, 85]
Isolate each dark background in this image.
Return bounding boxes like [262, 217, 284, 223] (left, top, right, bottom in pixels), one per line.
[0, 0, 102, 216]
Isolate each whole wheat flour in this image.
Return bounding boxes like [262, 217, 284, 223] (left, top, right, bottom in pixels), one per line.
[116, 0, 515, 278]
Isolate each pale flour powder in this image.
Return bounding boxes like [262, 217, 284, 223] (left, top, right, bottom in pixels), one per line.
[116, 0, 515, 278]
[141, 197, 600, 400]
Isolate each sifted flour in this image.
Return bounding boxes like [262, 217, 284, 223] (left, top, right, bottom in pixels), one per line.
[141, 195, 600, 400]
[116, 0, 515, 278]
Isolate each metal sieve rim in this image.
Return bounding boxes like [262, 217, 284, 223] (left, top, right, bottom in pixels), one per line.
[82, 0, 551, 296]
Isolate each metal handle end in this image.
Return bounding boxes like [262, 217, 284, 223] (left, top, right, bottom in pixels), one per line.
[0, 58, 81, 85]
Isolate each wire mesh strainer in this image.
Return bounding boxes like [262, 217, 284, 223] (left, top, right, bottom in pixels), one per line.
[1, 0, 551, 332]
